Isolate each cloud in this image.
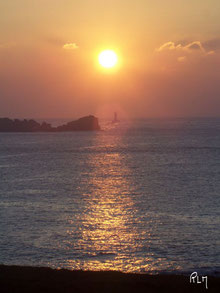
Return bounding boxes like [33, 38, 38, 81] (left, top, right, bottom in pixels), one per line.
[156, 42, 182, 52]
[63, 43, 79, 50]
[150, 39, 220, 73]
[157, 41, 206, 53]
[184, 41, 205, 52]
[155, 41, 215, 67]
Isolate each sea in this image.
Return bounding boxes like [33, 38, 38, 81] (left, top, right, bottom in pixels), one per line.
[0, 118, 220, 275]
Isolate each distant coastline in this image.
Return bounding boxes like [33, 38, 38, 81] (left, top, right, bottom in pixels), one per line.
[0, 115, 100, 132]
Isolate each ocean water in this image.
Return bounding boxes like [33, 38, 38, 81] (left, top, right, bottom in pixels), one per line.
[0, 118, 220, 275]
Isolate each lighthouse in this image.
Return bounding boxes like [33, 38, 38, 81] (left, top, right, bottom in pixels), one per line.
[112, 112, 119, 123]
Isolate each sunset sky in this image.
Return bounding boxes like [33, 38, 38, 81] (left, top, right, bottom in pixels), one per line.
[0, 0, 220, 119]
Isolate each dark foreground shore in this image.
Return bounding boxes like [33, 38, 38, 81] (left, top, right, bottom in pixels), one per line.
[0, 265, 219, 293]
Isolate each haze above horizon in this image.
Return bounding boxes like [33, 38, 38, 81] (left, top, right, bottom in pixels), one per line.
[0, 0, 220, 119]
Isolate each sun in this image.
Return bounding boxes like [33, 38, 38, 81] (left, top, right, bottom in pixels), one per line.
[98, 50, 118, 68]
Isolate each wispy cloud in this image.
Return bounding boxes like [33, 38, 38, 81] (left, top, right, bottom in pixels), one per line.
[156, 41, 206, 53]
[155, 41, 215, 65]
[184, 41, 205, 52]
[63, 43, 79, 50]
[156, 42, 182, 52]
[151, 39, 220, 72]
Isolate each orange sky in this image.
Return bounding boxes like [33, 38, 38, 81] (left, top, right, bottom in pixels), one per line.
[0, 0, 220, 119]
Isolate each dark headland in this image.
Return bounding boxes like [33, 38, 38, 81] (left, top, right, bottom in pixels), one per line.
[0, 265, 219, 293]
[0, 115, 100, 132]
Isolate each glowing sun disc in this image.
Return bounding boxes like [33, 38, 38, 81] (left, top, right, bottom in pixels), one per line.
[98, 50, 118, 68]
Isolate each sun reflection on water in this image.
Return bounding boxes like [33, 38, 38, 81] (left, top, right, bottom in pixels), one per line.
[63, 133, 156, 272]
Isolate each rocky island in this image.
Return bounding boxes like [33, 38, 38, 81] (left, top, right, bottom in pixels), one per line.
[0, 115, 100, 132]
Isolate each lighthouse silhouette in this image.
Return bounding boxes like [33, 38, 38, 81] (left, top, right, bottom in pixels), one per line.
[112, 112, 119, 123]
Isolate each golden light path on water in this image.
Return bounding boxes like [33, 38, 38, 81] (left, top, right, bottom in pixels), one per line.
[63, 130, 167, 272]
[1, 121, 218, 274]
